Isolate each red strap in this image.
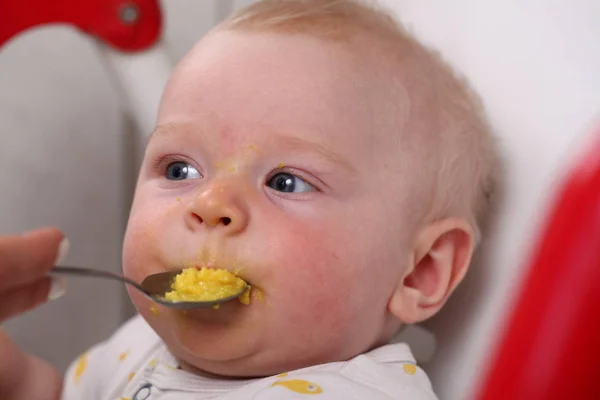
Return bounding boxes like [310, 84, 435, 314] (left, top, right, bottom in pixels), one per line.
[0, 0, 161, 52]
[477, 130, 600, 399]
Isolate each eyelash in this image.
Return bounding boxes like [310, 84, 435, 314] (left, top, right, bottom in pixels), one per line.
[151, 154, 198, 176]
[266, 166, 322, 192]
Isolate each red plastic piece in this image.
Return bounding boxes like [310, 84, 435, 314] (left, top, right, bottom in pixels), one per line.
[0, 0, 162, 52]
[477, 129, 600, 399]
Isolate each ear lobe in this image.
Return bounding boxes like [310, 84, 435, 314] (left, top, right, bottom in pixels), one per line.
[388, 218, 475, 324]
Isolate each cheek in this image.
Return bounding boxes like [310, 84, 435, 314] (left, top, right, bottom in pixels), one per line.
[261, 212, 404, 347]
[265, 223, 363, 333]
[123, 221, 157, 280]
[122, 197, 179, 279]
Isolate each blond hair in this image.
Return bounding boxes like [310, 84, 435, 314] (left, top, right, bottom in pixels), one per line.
[221, 0, 499, 241]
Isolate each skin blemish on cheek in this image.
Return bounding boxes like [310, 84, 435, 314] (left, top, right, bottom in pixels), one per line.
[176, 197, 182, 202]
[228, 166, 236, 172]
[220, 127, 235, 143]
[215, 162, 223, 169]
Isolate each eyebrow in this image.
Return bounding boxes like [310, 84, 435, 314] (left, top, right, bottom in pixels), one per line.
[269, 132, 357, 173]
[149, 123, 357, 173]
[148, 122, 190, 142]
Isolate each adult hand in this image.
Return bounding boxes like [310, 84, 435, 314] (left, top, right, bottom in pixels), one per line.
[0, 227, 68, 400]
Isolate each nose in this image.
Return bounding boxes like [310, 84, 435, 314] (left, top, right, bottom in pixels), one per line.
[186, 183, 249, 235]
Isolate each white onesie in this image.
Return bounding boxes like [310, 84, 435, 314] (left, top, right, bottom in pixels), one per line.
[62, 315, 438, 399]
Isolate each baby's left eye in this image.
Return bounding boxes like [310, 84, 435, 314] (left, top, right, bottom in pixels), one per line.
[266, 173, 315, 193]
[166, 162, 202, 180]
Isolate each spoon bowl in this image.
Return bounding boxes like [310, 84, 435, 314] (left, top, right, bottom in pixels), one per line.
[51, 266, 249, 309]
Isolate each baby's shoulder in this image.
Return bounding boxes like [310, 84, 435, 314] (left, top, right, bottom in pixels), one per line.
[337, 342, 438, 399]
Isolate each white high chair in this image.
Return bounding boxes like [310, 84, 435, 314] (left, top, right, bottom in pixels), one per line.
[2, 1, 599, 399]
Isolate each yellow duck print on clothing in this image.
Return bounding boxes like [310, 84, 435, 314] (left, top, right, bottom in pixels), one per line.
[403, 363, 417, 375]
[119, 351, 130, 362]
[73, 353, 88, 384]
[272, 379, 323, 395]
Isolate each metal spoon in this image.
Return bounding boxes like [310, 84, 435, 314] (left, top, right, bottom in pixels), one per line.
[50, 266, 249, 310]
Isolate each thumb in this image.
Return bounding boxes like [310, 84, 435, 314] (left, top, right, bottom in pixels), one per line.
[0, 329, 28, 395]
[0, 330, 62, 400]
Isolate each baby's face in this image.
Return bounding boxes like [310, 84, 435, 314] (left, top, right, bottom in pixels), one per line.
[123, 30, 414, 376]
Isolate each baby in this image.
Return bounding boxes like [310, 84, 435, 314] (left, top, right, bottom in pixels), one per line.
[62, 0, 497, 398]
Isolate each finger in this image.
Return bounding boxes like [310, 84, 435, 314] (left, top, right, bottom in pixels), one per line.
[0, 329, 28, 394]
[0, 277, 52, 322]
[0, 227, 68, 291]
[0, 330, 61, 400]
[19, 353, 62, 400]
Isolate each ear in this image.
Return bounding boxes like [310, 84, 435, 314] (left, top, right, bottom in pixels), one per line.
[388, 218, 475, 324]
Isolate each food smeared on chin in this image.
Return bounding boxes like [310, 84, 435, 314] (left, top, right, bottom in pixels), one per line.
[164, 267, 249, 305]
[238, 287, 250, 305]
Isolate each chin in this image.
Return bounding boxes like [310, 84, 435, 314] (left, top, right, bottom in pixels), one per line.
[169, 343, 339, 379]
[132, 291, 265, 368]
[171, 325, 358, 379]
[164, 313, 274, 378]
[128, 288, 380, 379]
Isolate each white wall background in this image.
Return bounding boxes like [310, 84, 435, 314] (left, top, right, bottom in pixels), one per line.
[1, 1, 599, 399]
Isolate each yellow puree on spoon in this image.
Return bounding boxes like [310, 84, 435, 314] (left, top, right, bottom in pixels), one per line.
[164, 268, 250, 305]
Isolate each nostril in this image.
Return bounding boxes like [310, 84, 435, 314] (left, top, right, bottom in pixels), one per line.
[194, 214, 203, 224]
[221, 217, 232, 226]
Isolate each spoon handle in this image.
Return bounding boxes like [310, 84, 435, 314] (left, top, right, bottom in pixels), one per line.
[51, 266, 149, 296]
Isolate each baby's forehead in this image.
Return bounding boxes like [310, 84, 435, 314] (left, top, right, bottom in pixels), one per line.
[162, 33, 423, 182]
[168, 29, 403, 118]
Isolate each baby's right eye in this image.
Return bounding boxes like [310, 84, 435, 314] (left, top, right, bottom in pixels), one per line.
[166, 162, 202, 180]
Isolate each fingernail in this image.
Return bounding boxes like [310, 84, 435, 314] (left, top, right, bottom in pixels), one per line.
[48, 277, 67, 301]
[54, 237, 70, 266]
